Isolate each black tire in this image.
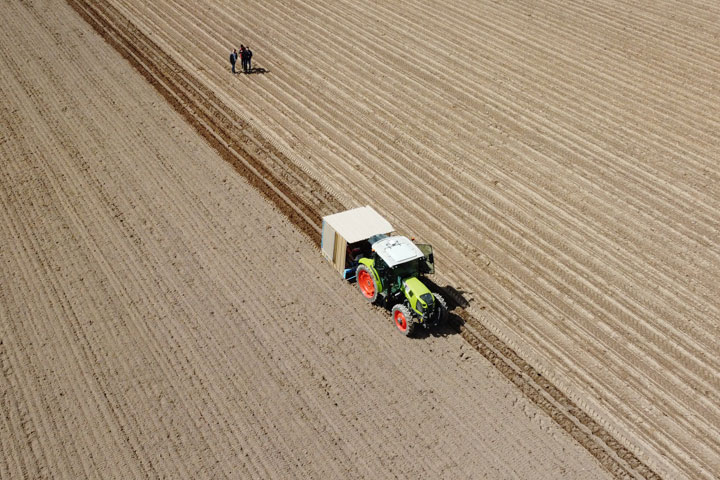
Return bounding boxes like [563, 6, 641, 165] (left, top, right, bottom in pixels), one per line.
[392, 304, 416, 337]
[433, 293, 448, 325]
[356, 264, 379, 303]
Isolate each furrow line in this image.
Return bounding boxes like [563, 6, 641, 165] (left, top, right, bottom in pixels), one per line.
[55, 9, 354, 475]
[0, 53, 129, 478]
[65, 1, 664, 478]
[0, 17, 247, 474]
[251, 0, 719, 196]
[148, 1, 720, 464]
[0, 168, 121, 477]
[435, 0, 720, 99]
[318, 0, 720, 222]
[0, 299, 33, 479]
[124, 0, 720, 334]
[0, 89, 171, 480]
[67, 0, 329, 245]
[132, 0, 716, 266]
[172, 0, 716, 264]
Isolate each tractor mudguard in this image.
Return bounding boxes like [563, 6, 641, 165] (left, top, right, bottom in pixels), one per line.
[358, 258, 383, 294]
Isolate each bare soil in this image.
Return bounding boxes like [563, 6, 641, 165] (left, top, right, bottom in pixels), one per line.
[2, 0, 719, 478]
[0, 1, 613, 478]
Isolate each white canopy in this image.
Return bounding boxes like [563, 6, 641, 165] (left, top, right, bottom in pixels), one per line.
[322, 206, 393, 243]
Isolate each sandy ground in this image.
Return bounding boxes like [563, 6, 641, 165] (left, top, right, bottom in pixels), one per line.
[2, 0, 719, 478]
[0, 1, 615, 478]
[75, 0, 720, 478]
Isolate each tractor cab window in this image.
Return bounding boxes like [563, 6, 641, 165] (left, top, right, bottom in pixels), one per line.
[393, 258, 420, 279]
[374, 254, 389, 272]
[416, 244, 434, 275]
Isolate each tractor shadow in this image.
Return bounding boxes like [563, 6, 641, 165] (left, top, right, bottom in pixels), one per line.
[414, 312, 463, 339]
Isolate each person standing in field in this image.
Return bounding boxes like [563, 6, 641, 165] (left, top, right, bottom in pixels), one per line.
[229, 48, 238, 74]
[244, 46, 253, 73]
[239, 45, 246, 73]
[240, 46, 249, 73]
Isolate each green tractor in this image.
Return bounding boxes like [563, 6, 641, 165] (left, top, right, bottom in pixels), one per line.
[321, 206, 448, 336]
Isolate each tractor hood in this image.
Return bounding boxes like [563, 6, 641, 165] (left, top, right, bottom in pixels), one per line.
[371, 236, 424, 267]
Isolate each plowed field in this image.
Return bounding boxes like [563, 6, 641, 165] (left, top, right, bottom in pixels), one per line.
[1, 0, 718, 478]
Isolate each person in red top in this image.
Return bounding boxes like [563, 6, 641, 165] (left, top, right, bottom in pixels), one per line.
[239, 45, 247, 73]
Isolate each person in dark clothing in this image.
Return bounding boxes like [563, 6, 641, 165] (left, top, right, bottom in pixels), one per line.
[244, 46, 253, 73]
[240, 47, 248, 73]
[239, 45, 246, 73]
[229, 49, 237, 74]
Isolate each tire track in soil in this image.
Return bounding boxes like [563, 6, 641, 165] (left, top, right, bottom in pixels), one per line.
[0, 6, 202, 472]
[168, 4, 719, 474]
[66, 0, 341, 249]
[139, 0, 720, 394]
[124, 0, 720, 432]
[0, 51, 132, 478]
[64, 0, 664, 478]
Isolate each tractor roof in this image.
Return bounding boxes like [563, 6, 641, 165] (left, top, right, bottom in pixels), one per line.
[322, 206, 393, 243]
[372, 236, 424, 267]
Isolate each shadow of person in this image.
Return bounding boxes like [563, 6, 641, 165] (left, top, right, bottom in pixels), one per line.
[247, 67, 269, 74]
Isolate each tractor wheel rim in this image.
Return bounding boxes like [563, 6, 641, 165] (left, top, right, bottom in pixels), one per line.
[358, 270, 374, 298]
[395, 311, 407, 331]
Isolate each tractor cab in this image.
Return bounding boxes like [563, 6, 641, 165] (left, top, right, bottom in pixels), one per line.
[371, 235, 434, 278]
[368, 236, 436, 314]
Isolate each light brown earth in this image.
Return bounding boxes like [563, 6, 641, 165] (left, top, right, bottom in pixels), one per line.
[1, 0, 718, 479]
[0, 1, 613, 478]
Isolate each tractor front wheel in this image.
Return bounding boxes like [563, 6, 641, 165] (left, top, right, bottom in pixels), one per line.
[356, 264, 379, 303]
[433, 293, 448, 325]
[392, 304, 416, 337]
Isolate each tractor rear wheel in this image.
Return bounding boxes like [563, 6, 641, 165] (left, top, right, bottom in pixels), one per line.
[392, 304, 416, 337]
[356, 264, 379, 303]
[433, 293, 448, 325]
